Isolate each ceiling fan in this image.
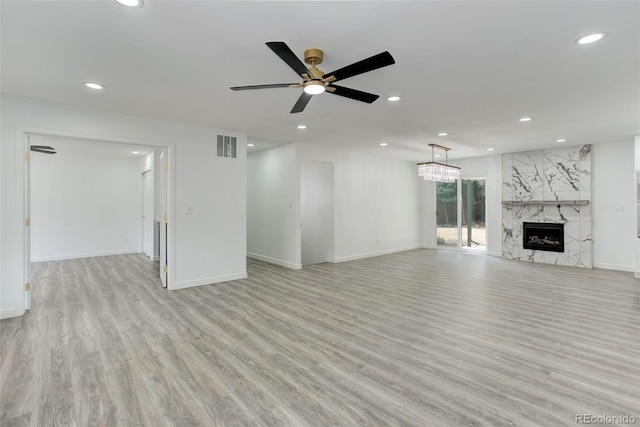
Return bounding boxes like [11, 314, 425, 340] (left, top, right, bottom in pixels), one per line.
[230, 42, 395, 114]
[30, 145, 56, 154]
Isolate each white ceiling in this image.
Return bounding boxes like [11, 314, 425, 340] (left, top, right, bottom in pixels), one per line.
[2, 1, 639, 161]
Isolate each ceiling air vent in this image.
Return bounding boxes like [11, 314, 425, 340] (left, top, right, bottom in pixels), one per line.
[217, 135, 237, 159]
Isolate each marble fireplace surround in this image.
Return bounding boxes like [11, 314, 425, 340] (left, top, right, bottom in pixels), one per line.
[502, 145, 592, 268]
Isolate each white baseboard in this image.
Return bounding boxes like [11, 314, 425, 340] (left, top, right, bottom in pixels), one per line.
[171, 272, 248, 290]
[1, 307, 25, 320]
[420, 244, 437, 249]
[421, 245, 502, 258]
[593, 262, 635, 273]
[247, 252, 302, 270]
[32, 249, 138, 262]
[334, 245, 421, 263]
[150, 256, 160, 262]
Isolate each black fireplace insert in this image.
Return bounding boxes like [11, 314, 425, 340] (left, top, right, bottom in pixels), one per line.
[522, 222, 564, 252]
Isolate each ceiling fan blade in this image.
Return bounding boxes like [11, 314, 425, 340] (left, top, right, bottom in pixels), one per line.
[327, 84, 379, 104]
[322, 51, 395, 83]
[266, 41, 310, 78]
[290, 92, 313, 114]
[31, 145, 55, 150]
[230, 83, 299, 91]
[31, 148, 56, 154]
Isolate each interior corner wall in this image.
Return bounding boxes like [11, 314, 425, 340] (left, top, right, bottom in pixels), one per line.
[31, 149, 140, 261]
[295, 143, 420, 263]
[247, 144, 300, 269]
[1, 95, 247, 318]
[592, 140, 635, 271]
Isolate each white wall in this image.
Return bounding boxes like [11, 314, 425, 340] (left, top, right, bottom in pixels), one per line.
[419, 154, 502, 256]
[247, 142, 420, 268]
[296, 143, 420, 263]
[636, 135, 640, 278]
[592, 140, 635, 271]
[1, 95, 247, 319]
[31, 148, 140, 261]
[247, 144, 299, 268]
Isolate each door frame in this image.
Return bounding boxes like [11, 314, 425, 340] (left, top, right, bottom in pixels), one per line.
[435, 176, 487, 253]
[141, 169, 155, 259]
[300, 160, 336, 266]
[18, 125, 176, 310]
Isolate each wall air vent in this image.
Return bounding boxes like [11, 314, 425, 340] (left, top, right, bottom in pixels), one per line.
[216, 135, 237, 159]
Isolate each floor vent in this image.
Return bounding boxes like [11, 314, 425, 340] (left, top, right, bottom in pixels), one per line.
[217, 135, 237, 159]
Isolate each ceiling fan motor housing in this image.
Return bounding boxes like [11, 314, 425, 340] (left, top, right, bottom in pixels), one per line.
[304, 48, 324, 66]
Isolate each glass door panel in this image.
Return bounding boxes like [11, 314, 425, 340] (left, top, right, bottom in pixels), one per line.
[436, 181, 458, 247]
[461, 179, 486, 249]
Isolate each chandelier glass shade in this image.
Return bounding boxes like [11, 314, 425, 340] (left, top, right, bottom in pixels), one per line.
[417, 144, 460, 182]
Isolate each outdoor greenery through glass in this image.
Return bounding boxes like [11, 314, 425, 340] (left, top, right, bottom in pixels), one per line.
[436, 179, 486, 248]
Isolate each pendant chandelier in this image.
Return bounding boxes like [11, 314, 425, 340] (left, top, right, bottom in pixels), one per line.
[417, 144, 460, 182]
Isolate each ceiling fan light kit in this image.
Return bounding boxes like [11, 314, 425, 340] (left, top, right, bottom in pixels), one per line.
[417, 144, 460, 182]
[230, 41, 395, 113]
[303, 80, 326, 95]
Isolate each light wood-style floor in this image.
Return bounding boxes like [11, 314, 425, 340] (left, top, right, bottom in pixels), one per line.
[1, 250, 639, 426]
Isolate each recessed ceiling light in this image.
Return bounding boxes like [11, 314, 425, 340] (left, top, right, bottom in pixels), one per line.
[556, 139, 567, 143]
[380, 143, 388, 146]
[116, 0, 143, 7]
[435, 154, 441, 158]
[85, 82, 104, 90]
[576, 32, 606, 45]
[132, 151, 139, 154]
[438, 132, 448, 136]
[297, 125, 307, 129]
[519, 117, 532, 122]
[487, 148, 495, 151]
[387, 96, 401, 102]
[247, 144, 255, 147]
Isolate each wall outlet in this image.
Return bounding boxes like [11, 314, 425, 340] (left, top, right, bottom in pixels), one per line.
[186, 206, 193, 215]
[376, 238, 380, 245]
[124, 238, 128, 243]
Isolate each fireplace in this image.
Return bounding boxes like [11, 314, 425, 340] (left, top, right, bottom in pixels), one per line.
[523, 222, 564, 252]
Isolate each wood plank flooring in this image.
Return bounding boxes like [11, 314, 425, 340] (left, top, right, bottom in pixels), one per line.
[1, 250, 639, 426]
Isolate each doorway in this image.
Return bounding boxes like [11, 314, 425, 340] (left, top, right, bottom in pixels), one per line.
[22, 131, 174, 309]
[301, 161, 335, 266]
[436, 178, 486, 250]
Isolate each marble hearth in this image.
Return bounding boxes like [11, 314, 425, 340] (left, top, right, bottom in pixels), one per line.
[502, 145, 592, 268]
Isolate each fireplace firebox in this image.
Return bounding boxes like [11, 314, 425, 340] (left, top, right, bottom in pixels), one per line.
[523, 222, 564, 252]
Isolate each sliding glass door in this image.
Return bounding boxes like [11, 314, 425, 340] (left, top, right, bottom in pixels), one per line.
[436, 178, 486, 250]
[436, 181, 458, 247]
[461, 179, 486, 249]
